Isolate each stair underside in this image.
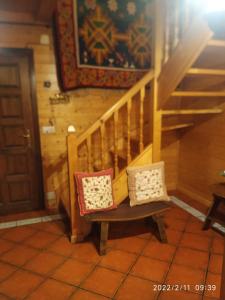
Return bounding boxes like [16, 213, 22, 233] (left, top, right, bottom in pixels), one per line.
[187, 68, 225, 76]
[207, 39, 225, 47]
[162, 123, 194, 132]
[172, 91, 225, 97]
[162, 109, 223, 115]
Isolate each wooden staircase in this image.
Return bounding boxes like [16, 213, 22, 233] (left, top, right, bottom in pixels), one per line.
[67, 0, 225, 242]
[67, 70, 155, 242]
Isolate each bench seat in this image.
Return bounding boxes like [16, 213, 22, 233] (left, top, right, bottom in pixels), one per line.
[85, 200, 171, 255]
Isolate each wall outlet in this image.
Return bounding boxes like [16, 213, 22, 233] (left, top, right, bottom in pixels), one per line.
[42, 126, 56, 134]
[46, 191, 56, 200]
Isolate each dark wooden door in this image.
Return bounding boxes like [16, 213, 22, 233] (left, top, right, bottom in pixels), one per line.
[0, 49, 43, 215]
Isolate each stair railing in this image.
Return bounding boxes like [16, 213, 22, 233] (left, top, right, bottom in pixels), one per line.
[158, 0, 213, 109]
[67, 70, 155, 241]
[162, 0, 193, 65]
[68, 69, 154, 174]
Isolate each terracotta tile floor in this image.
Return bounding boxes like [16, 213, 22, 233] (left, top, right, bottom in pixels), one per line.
[0, 206, 224, 300]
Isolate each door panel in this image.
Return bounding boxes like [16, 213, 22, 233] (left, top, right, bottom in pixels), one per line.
[0, 64, 20, 87]
[0, 49, 43, 215]
[1, 96, 22, 117]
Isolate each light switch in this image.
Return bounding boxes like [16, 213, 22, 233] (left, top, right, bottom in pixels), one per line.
[42, 126, 56, 134]
[40, 34, 50, 45]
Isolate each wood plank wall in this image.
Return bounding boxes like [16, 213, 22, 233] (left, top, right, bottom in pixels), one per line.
[0, 23, 179, 213]
[162, 132, 180, 191]
[0, 23, 125, 214]
[178, 110, 225, 206]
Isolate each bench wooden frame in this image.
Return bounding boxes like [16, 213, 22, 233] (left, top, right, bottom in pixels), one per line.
[85, 201, 171, 255]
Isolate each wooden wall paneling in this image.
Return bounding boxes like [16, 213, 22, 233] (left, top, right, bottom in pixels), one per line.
[178, 101, 225, 206]
[162, 131, 180, 190]
[0, 23, 125, 214]
[35, 0, 57, 23]
[0, 0, 56, 25]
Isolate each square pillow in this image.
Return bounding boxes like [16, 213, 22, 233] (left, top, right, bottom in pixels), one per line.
[126, 161, 170, 207]
[74, 168, 117, 216]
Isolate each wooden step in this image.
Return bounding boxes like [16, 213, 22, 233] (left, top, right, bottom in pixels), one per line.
[207, 39, 225, 47]
[162, 123, 194, 132]
[162, 109, 223, 115]
[171, 91, 225, 97]
[187, 68, 225, 76]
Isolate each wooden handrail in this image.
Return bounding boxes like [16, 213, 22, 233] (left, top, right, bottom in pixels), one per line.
[76, 69, 155, 146]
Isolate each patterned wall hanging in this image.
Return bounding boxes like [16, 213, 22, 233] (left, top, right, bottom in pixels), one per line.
[55, 0, 154, 90]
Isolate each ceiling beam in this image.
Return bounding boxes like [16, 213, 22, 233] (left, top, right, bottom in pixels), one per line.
[35, 0, 57, 24]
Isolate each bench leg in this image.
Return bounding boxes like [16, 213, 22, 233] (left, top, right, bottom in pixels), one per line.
[152, 214, 168, 243]
[100, 221, 109, 256]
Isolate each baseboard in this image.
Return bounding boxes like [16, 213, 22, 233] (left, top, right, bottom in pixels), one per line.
[177, 185, 211, 208]
[0, 213, 65, 229]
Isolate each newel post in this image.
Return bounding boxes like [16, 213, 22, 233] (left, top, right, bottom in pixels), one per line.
[67, 131, 92, 243]
[151, 0, 164, 162]
[67, 132, 78, 243]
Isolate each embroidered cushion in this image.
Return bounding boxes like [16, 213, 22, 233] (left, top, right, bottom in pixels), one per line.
[74, 169, 116, 216]
[126, 161, 170, 207]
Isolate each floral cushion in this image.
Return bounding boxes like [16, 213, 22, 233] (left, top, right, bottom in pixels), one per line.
[126, 162, 170, 207]
[74, 169, 116, 216]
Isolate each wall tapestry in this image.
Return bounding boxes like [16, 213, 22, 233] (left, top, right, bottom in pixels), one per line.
[55, 0, 153, 90]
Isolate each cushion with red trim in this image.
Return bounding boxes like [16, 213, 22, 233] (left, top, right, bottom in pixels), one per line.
[74, 168, 116, 216]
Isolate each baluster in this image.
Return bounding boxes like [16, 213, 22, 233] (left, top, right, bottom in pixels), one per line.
[139, 87, 145, 153]
[173, 0, 180, 50]
[87, 136, 92, 172]
[113, 111, 119, 176]
[67, 133, 77, 242]
[183, 0, 190, 33]
[127, 99, 132, 163]
[164, 0, 170, 63]
[100, 123, 106, 169]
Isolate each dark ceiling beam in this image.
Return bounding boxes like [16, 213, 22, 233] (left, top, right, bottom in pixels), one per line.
[35, 0, 57, 24]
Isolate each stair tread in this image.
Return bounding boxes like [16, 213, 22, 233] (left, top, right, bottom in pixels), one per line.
[162, 109, 223, 115]
[172, 91, 225, 97]
[162, 123, 194, 132]
[208, 39, 225, 47]
[187, 68, 225, 76]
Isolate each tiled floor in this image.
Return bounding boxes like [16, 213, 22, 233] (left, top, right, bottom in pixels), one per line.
[0, 204, 224, 300]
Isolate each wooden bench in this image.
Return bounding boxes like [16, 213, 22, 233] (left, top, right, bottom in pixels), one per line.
[85, 200, 171, 255]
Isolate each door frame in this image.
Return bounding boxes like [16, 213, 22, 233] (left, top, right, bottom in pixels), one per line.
[0, 47, 44, 212]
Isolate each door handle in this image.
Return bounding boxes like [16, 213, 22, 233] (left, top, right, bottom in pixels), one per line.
[22, 131, 31, 139]
[19, 129, 31, 148]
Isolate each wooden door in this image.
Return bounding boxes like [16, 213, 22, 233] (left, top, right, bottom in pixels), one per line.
[0, 49, 43, 215]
